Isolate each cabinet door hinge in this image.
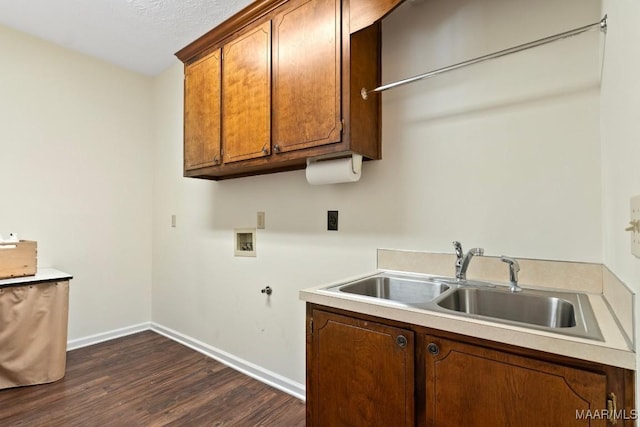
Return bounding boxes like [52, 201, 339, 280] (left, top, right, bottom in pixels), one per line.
[309, 318, 313, 335]
[340, 119, 345, 133]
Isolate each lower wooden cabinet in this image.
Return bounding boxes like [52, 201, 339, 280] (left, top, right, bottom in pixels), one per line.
[306, 304, 635, 427]
[425, 334, 608, 427]
[308, 310, 415, 426]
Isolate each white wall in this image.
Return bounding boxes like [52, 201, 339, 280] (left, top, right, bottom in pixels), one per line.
[151, 0, 604, 387]
[0, 25, 153, 340]
[600, 0, 640, 403]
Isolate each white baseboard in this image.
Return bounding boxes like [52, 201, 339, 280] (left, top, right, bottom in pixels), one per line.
[150, 322, 306, 401]
[67, 322, 151, 351]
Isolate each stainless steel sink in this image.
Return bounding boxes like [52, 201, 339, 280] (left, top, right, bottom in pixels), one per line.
[322, 272, 603, 341]
[435, 287, 603, 340]
[327, 274, 450, 306]
[437, 287, 576, 327]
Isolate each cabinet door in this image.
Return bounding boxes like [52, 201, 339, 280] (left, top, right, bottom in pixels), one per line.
[424, 335, 608, 427]
[184, 50, 221, 170]
[272, 0, 342, 153]
[310, 310, 414, 427]
[222, 21, 271, 163]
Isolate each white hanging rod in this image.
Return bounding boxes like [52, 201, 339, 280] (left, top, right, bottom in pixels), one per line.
[361, 15, 608, 100]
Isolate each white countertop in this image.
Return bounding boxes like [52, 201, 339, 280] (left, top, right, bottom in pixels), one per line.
[300, 270, 636, 370]
[0, 268, 73, 287]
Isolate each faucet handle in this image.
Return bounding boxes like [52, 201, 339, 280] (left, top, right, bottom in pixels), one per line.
[500, 256, 521, 292]
[500, 256, 520, 271]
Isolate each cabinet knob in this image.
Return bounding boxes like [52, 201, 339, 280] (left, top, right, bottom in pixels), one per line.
[261, 147, 269, 155]
[427, 342, 440, 355]
[396, 335, 408, 348]
[273, 144, 281, 153]
[214, 155, 220, 164]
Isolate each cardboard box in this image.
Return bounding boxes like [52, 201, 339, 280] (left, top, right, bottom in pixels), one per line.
[0, 240, 37, 280]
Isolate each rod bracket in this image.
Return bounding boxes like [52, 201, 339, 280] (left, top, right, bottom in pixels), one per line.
[600, 14, 607, 33]
[361, 87, 369, 100]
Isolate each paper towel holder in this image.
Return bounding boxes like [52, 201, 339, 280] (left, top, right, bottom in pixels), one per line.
[305, 153, 363, 174]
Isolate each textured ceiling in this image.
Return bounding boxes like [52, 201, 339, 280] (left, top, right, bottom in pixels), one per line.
[0, 0, 253, 75]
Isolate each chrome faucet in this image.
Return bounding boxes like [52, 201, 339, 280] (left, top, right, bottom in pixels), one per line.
[453, 241, 484, 281]
[500, 256, 521, 292]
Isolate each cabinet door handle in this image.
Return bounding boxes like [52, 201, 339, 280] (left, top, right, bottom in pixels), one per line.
[427, 342, 440, 355]
[273, 144, 281, 153]
[607, 393, 617, 425]
[396, 335, 408, 348]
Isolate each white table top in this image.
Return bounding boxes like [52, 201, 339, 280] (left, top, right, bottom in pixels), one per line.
[0, 268, 73, 287]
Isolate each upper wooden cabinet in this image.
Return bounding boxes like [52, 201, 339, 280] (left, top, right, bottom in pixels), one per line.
[184, 50, 221, 170]
[222, 21, 271, 163]
[272, 0, 342, 153]
[176, 0, 403, 180]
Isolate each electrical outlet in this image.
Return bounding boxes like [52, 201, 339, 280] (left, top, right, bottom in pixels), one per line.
[631, 195, 640, 258]
[328, 211, 338, 231]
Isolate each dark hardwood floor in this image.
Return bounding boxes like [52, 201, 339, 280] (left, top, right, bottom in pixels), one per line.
[0, 331, 305, 426]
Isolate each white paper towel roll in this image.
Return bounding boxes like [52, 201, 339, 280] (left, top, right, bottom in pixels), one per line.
[306, 155, 362, 185]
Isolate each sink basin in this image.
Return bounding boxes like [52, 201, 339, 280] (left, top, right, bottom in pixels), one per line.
[321, 272, 603, 341]
[436, 287, 603, 340]
[329, 274, 450, 305]
[437, 287, 576, 328]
